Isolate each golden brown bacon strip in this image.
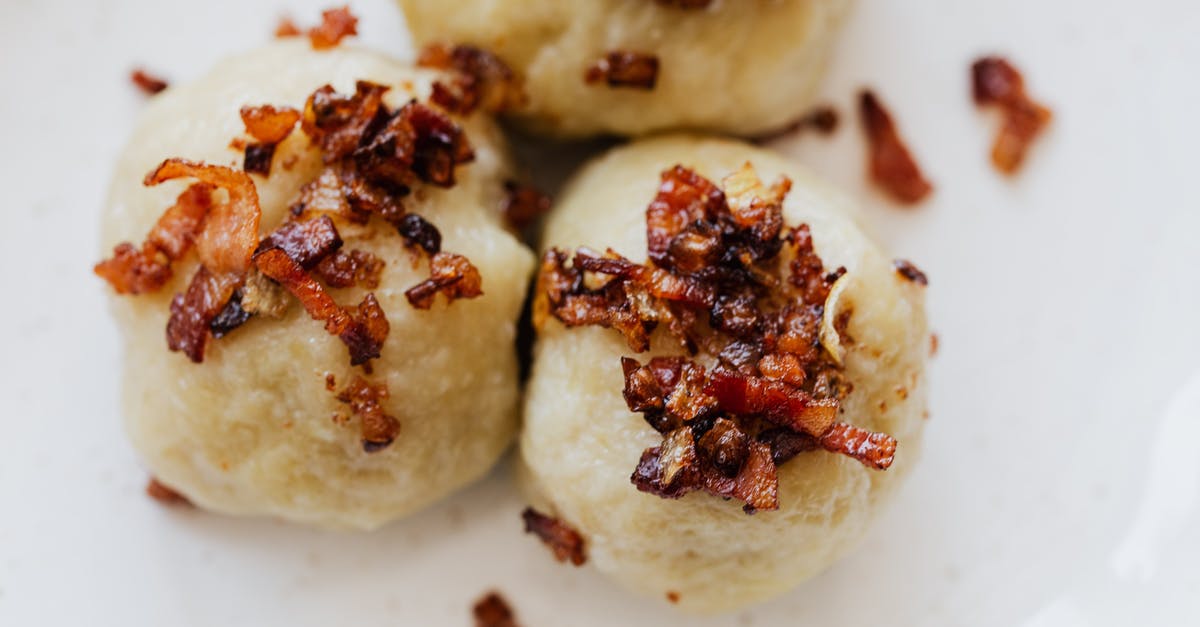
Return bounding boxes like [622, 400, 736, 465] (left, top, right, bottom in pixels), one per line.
[167, 267, 244, 361]
[405, 252, 483, 309]
[584, 51, 660, 90]
[972, 56, 1052, 174]
[95, 183, 213, 294]
[418, 44, 526, 115]
[335, 376, 400, 452]
[131, 68, 168, 95]
[704, 370, 838, 436]
[521, 508, 587, 566]
[308, 6, 358, 50]
[253, 248, 388, 365]
[646, 165, 726, 267]
[859, 90, 933, 205]
[818, 422, 897, 470]
[473, 592, 520, 627]
[256, 215, 343, 268]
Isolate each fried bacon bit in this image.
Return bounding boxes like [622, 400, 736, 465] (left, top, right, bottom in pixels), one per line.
[972, 56, 1053, 174]
[521, 507, 587, 566]
[584, 52, 660, 90]
[752, 106, 840, 143]
[274, 17, 301, 38]
[256, 215, 343, 268]
[501, 180, 552, 230]
[859, 90, 933, 205]
[146, 478, 190, 506]
[307, 6, 358, 50]
[335, 376, 401, 452]
[473, 592, 520, 627]
[893, 259, 928, 286]
[241, 105, 301, 144]
[313, 249, 385, 288]
[929, 333, 939, 357]
[95, 183, 213, 294]
[537, 163, 903, 512]
[405, 252, 483, 309]
[131, 68, 168, 95]
[418, 44, 526, 115]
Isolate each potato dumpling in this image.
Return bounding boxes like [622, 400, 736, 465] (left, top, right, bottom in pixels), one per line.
[399, 0, 854, 137]
[101, 41, 533, 530]
[521, 135, 928, 611]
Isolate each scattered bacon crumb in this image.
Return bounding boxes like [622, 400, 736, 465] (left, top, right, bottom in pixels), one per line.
[146, 478, 190, 506]
[405, 252, 483, 309]
[313, 249, 385, 289]
[501, 180, 551, 230]
[335, 376, 401, 452]
[972, 56, 1052, 174]
[241, 104, 301, 144]
[859, 90, 933, 205]
[893, 259, 928, 286]
[130, 68, 168, 95]
[325, 373, 337, 391]
[929, 333, 939, 357]
[243, 143, 276, 176]
[584, 51, 660, 90]
[521, 507, 587, 566]
[308, 6, 358, 50]
[274, 16, 301, 38]
[418, 44, 527, 115]
[473, 592, 520, 627]
[666, 591, 681, 604]
[817, 422, 897, 470]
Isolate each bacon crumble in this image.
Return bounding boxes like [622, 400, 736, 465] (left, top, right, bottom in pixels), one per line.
[473, 592, 520, 627]
[418, 44, 526, 115]
[146, 478, 190, 506]
[972, 56, 1052, 174]
[307, 6, 358, 50]
[893, 259, 928, 286]
[521, 507, 587, 566]
[501, 181, 552, 230]
[131, 68, 169, 95]
[584, 52, 660, 90]
[535, 163, 901, 513]
[274, 17, 301, 38]
[335, 376, 400, 452]
[858, 90, 933, 205]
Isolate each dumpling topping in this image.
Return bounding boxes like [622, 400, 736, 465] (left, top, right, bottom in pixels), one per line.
[418, 44, 527, 115]
[858, 89, 933, 205]
[472, 592, 521, 627]
[971, 56, 1052, 174]
[334, 376, 401, 452]
[500, 180, 552, 231]
[130, 68, 169, 95]
[534, 163, 900, 513]
[521, 507, 587, 566]
[584, 51, 660, 90]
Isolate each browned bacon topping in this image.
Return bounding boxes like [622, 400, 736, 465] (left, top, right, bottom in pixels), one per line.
[893, 259, 928, 286]
[536, 163, 901, 513]
[314, 249, 385, 289]
[473, 592, 520, 627]
[418, 44, 526, 115]
[335, 376, 400, 452]
[859, 90, 933, 205]
[405, 252, 483, 309]
[584, 51, 660, 90]
[522, 508, 587, 566]
[501, 180, 551, 230]
[972, 56, 1052, 174]
[145, 478, 191, 506]
[241, 104, 301, 144]
[95, 183, 214, 294]
[308, 6, 358, 50]
[752, 105, 841, 144]
[131, 68, 169, 95]
[274, 17, 301, 38]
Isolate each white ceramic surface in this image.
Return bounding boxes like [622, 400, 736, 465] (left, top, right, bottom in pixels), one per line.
[1, 0, 1197, 625]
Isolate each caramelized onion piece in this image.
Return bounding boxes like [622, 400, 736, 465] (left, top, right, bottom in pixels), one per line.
[405, 252, 483, 309]
[521, 508, 587, 566]
[335, 376, 400, 452]
[307, 6, 358, 50]
[859, 90, 933, 205]
[167, 266, 243, 362]
[972, 56, 1052, 174]
[473, 592, 520, 627]
[95, 183, 213, 294]
[584, 51, 660, 90]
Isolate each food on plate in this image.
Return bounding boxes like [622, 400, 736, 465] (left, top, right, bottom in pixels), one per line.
[473, 591, 520, 627]
[972, 56, 1053, 174]
[97, 40, 533, 529]
[398, 0, 855, 137]
[858, 89, 933, 205]
[130, 68, 169, 95]
[520, 135, 929, 611]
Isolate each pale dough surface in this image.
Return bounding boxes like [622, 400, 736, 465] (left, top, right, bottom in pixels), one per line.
[522, 135, 928, 611]
[399, 0, 854, 137]
[103, 41, 534, 530]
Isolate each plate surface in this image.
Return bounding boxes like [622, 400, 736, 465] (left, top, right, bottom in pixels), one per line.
[1, 0, 1198, 625]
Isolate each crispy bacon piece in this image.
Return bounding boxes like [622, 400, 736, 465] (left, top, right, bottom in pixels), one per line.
[521, 508, 587, 566]
[243, 143, 276, 176]
[95, 183, 213, 294]
[241, 105, 301, 144]
[859, 90, 933, 205]
[752, 106, 840, 143]
[254, 248, 388, 365]
[972, 56, 1053, 174]
[313, 249, 384, 289]
[473, 592, 520, 627]
[705, 370, 838, 436]
[646, 166, 725, 267]
[418, 44, 526, 115]
[307, 6, 358, 50]
[818, 422, 897, 470]
[130, 68, 168, 95]
[395, 213, 442, 255]
[167, 267, 243, 361]
[303, 81, 389, 161]
[274, 17, 301, 38]
[631, 437, 779, 513]
[501, 181, 551, 230]
[893, 259, 928, 286]
[584, 51, 660, 90]
[405, 252, 483, 309]
[335, 376, 400, 452]
[256, 215, 343, 268]
[145, 478, 190, 506]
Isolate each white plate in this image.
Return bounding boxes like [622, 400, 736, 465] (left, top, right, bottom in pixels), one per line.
[2, 0, 1198, 625]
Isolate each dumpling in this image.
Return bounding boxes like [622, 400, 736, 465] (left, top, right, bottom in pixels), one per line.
[521, 135, 929, 611]
[97, 40, 534, 530]
[398, 0, 854, 137]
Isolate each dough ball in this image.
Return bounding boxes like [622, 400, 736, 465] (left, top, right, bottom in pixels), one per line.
[521, 135, 928, 611]
[103, 41, 534, 530]
[399, 0, 854, 137]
